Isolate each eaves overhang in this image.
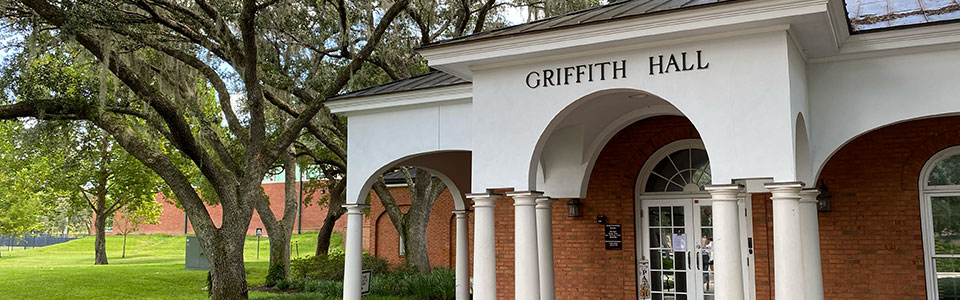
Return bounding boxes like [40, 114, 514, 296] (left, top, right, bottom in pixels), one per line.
[327, 83, 473, 116]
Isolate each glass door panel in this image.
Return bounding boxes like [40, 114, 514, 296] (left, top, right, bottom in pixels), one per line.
[694, 202, 715, 300]
[643, 202, 695, 300]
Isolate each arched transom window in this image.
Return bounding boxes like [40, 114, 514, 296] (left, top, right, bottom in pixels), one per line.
[644, 146, 711, 193]
[921, 146, 960, 299]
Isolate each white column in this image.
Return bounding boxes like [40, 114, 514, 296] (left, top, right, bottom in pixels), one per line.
[506, 191, 542, 300]
[705, 184, 745, 300]
[342, 204, 365, 300]
[466, 192, 501, 300]
[535, 197, 556, 300]
[765, 182, 806, 300]
[800, 189, 824, 300]
[453, 210, 470, 300]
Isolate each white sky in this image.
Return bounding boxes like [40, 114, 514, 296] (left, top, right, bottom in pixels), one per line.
[502, 2, 530, 25]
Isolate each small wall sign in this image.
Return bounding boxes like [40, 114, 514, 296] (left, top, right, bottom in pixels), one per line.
[361, 269, 372, 295]
[638, 259, 651, 299]
[672, 233, 687, 252]
[605, 224, 622, 250]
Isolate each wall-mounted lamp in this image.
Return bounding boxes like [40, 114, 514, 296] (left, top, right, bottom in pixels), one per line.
[596, 215, 607, 224]
[817, 179, 832, 212]
[567, 198, 581, 218]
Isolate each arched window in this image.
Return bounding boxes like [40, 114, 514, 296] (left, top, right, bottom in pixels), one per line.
[643, 143, 711, 193]
[920, 146, 960, 299]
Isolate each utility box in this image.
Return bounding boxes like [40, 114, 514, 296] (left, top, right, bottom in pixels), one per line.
[185, 236, 210, 271]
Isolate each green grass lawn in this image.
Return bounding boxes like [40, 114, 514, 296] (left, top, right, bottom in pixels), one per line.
[0, 233, 340, 300]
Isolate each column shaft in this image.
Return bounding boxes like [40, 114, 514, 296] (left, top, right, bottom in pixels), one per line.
[454, 210, 470, 300]
[536, 197, 556, 300]
[766, 182, 806, 300]
[800, 189, 824, 300]
[706, 185, 745, 300]
[508, 191, 542, 300]
[342, 204, 365, 300]
[467, 193, 500, 300]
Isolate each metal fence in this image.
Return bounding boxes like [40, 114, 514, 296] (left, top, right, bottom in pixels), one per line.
[0, 234, 87, 249]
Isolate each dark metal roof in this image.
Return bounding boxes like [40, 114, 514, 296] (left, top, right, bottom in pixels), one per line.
[845, 0, 960, 33]
[330, 70, 468, 101]
[421, 0, 739, 49]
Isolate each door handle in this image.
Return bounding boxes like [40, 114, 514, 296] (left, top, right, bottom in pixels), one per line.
[696, 253, 701, 271]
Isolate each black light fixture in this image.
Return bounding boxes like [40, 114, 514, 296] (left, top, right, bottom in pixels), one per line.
[817, 179, 832, 212]
[566, 198, 582, 217]
[596, 214, 607, 224]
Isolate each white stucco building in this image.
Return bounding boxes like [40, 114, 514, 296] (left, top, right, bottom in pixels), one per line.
[331, 0, 960, 299]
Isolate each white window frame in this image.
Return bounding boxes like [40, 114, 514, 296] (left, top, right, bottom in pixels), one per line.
[919, 146, 960, 299]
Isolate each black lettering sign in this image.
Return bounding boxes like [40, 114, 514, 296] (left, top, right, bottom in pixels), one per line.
[649, 50, 709, 75]
[524, 51, 709, 88]
[525, 60, 626, 89]
[605, 224, 622, 250]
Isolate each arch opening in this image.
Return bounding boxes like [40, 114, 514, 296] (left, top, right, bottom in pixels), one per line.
[353, 150, 471, 211]
[795, 113, 813, 186]
[530, 88, 704, 198]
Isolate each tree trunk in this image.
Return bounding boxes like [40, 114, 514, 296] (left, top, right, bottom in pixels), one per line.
[122, 232, 127, 258]
[207, 237, 249, 300]
[404, 212, 432, 273]
[268, 231, 292, 278]
[257, 148, 300, 284]
[94, 213, 108, 265]
[315, 207, 345, 256]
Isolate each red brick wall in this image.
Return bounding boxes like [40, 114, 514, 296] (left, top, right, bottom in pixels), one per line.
[360, 116, 699, 299]
[554, 115, 700, 300]
[752, 193, 774, 300]
[364, 186, 467, 270]
[101, 181, 347, 236]
[751, 116, 960, 299]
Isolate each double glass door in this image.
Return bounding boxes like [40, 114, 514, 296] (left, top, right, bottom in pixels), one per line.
[640, 199, 715, 300]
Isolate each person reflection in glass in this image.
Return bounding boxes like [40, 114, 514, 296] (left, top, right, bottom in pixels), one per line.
[701, 236, 714, 289]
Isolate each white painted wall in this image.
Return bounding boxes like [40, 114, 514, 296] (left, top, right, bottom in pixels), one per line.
[345, 101, 472, 204]
[471, 30, 800, 193]
[807, 48, 960, 178]
[789, 36, 814, 186]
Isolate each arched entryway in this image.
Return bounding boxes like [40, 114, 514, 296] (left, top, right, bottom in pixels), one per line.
[814, 115, 960, 299]
[635, 139, 716, 300]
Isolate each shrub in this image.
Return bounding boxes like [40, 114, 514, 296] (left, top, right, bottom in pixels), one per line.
[293, 279, 343, 297]
[290, 252, 390, 281]
[362, 253, 390, 275]
[399, 268, 455, 300]
[265, 263, 287, 287]
[275, 279, 291, 291]
[291, 254, 344, 281]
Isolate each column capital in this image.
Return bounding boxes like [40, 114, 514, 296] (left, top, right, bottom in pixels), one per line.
[765, 181, 805, 201]
[705, 184, 743, 201]
[467, 192, 502, 208]
[342, 204, 368, 214]
[535, 196, 555, 209]
[506, 191, 543, 207]
[452, 209, 470, 217]
[505, 190, 544, 199]
[799, 188, 819, 204]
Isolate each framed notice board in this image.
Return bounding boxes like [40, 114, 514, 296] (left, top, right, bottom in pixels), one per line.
[605, 224, 622, 250]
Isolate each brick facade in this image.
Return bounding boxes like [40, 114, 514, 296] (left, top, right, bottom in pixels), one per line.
[750, 116, 960, 299]
[101, 181, 347, 236]
[364, 186, 467, 270]
[362, 115, 960, 300]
